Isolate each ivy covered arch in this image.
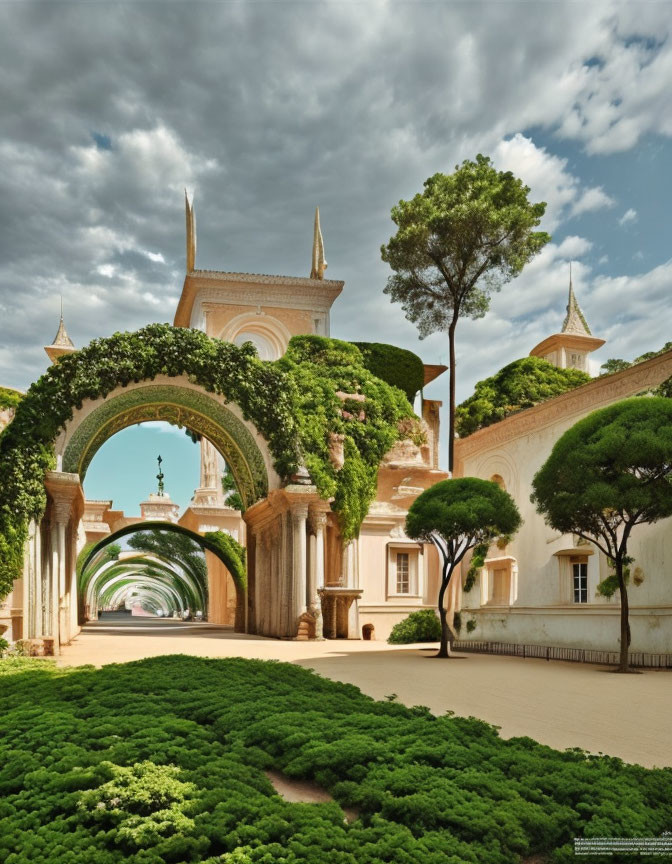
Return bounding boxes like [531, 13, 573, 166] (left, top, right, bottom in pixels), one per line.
[79, 521, 247, 627]
[0, 324, 419, 607]
[59, 382, 272, 508]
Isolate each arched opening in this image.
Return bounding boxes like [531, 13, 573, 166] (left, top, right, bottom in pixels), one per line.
[79, 522, 246, 629]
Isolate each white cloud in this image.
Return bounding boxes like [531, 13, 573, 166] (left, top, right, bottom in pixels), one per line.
[619, 208, 638, 226]
[144, 251, 165, 264]
[492, 134, 614, 231]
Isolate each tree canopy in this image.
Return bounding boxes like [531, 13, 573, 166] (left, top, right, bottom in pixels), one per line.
[456, 356, 591, 437]
[406, 477, 521, 656]
[531, 397, 672, 671]
[381, 154, 550, 469]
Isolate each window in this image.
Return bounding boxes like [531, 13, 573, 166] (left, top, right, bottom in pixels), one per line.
[572, 558, 588, 603]
[387, 545, 420, 597]
[396, 552, 410, 594]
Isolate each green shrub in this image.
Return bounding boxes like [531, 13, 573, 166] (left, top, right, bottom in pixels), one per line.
[388, 609, 441, 644]
[351, 342, 425, 403]
[0, 387, 22, 410]
[0, 655, 670, 863]
[0, 637, 9, 657]
[456, 357, 590, 437]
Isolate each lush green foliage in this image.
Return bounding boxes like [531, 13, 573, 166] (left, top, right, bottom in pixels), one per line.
[381, 154, 550, 470]
[406, 478, 521, 656]
[531, 398, 672, 540]
[387, 609, 441, 644]
[600, 340, 672, 398]
[380, 156, 550, 337]
[203, 531, 247, 593]
[1, 655, 671, 864]
[0, 327, 413, 598]
[456, 357, 591, 437]
[351, 342, 425, 403]
[532, 397, 672, 669]
[0, 387, 22, 410]
[279, 336, 415, 541]
[406, 478, 522, 548]
[222, 465, 244, 512]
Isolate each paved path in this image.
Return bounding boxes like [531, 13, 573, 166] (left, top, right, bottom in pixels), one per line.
[58, 619, 672, 768]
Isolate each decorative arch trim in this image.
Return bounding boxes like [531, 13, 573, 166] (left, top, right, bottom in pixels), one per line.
[62, 385, 268, 508]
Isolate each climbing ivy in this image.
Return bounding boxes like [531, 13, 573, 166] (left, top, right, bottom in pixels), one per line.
[0, 327, 414, 598]
[278, 336, 417, 542]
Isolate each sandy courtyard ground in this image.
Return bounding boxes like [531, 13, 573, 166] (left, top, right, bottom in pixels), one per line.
[57, 619, 672, 769]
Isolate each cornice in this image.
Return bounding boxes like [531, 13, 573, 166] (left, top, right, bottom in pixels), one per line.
[174, 270, 344, 327]
[456, 349, 672, 461]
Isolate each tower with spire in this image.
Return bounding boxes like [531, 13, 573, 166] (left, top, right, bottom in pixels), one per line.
[529, 265, 605, 373]
[44, 298, 76, 364]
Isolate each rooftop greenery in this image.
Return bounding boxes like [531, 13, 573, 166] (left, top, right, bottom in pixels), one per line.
[456, 357, 591, 438]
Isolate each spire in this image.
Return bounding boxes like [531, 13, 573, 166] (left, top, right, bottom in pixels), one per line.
[185, 189, 196, 273]
[44, 298, 76, 364]
[561, 263, 592, 336]
[310, 206, 327, 280]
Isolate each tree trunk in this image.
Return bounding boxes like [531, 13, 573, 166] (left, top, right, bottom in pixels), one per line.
[616, 557, 631, 673]
[448, 320, 457, 475]
[436, 574, 451, 658]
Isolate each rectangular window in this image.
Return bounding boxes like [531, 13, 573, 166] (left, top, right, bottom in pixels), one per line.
[396, 552, 410, 594]
[573, 561, 588, 603]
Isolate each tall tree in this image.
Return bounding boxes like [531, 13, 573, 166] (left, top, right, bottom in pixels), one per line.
[381, 155, 550, 471]
[531, 397, 672, 672]
[405, 477, 521, 657]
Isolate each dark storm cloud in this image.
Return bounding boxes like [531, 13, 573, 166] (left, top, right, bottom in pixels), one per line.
[0, 0, 671, 403]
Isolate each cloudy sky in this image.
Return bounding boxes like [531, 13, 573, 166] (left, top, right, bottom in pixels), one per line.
[1, 1, 671, 507]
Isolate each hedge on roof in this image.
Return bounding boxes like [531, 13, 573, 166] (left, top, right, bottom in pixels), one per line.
[456, 356, 591, 438]
[0, 326, 417, 598]
[0, 387, 22, 411]
[351, 342, 425, 403]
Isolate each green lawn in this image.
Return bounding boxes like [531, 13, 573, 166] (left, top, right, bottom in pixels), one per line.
[0, 656, 670, 863]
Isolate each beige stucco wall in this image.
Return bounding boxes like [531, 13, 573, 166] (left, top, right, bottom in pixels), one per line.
[455, 350, 672, 655]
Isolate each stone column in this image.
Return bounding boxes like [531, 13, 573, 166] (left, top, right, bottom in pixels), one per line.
[290, 504, 308, 637]
[343, 539, 360, 639]
[254, 529, 264, 635]
[309, 510, 327, 639]
[280, 511, 291, 636]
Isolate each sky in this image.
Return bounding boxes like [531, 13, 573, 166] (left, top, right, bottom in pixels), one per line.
[1, 0, 671, 513]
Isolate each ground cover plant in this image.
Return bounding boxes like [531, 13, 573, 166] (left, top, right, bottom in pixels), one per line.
[1, 656, 671, 864]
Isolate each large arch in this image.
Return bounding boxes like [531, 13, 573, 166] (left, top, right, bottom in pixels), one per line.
[58, 380, 279, 510]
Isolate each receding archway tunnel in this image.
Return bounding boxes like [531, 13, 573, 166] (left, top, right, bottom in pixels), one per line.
[79, 522, 247, 630]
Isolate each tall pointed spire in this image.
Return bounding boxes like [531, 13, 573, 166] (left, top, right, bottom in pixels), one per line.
[45, 297, 76, 364]
[185, 189, 197, 273]
[561, 262, 592, 336]
[310, 206, 327, 280]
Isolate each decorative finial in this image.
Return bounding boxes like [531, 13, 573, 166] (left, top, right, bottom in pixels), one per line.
[185, 189, 196, 273]
[156, 454, 165, 497]
[310, 206, 327, 280]
[561, 262, 592, 336]
[44, 298, 76, 364]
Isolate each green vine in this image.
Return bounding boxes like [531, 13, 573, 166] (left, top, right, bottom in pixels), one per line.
[463, 542, 489, 593]
[0, 327, 415, 599]
[279, 336, 415, 542]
